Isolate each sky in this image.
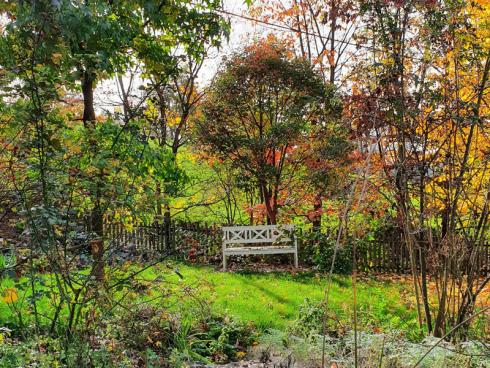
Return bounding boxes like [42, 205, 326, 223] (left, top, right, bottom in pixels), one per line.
[199, 0, 267, 84]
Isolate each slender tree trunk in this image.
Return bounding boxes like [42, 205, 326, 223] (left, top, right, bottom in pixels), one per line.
[156, 181, 162, 217]
[419, 236, 432, 333]
[312, 0, 337, 230]
[82, 69, 104, 282]
[249, 193, 254, 225]
[312, 193, 322, 229]
[433, 262, 448, 337]
[163, 203, 171, 250]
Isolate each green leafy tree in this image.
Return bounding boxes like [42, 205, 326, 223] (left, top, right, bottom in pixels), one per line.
[1, 0, 227, 279]
[0, 0, 227, 339]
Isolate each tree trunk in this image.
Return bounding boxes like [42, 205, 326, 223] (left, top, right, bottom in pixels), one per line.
[90, 239, 104, 281]
[82, 69, 104, 282]
[260, 181, 277, 224]
[433, 265, 448, 337]
[312, 0, 337, 230]
[163, 203, 171, 250]
[419, 239, 432, 333]
[82, 71, 96, 127]
[312, 193, 322, 229]
[156, 181, 162, 217]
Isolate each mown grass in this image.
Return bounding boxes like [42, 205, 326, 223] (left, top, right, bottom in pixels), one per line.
[141, 262, 420, 335]
[0, 261, 420, 338]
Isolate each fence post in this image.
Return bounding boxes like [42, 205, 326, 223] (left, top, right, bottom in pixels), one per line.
[163, 216, 171, 253]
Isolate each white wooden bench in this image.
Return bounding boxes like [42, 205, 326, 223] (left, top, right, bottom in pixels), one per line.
[221, 225, 298, 271]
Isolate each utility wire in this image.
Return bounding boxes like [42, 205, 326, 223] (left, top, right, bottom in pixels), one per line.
[214, 7, 426, 63]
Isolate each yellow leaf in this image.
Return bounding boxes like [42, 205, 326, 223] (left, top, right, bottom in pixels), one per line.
[1, 288, 18, 303]
[52, 53, 62, 64]
[236, 351, 247, 359]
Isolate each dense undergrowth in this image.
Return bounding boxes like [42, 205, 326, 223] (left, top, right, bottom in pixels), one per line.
[0, 260, 257, 367]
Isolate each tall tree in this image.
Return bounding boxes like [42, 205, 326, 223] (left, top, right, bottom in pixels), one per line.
[0, 0, 227, 339]
[352, 0, 490, 338]
[253, 0, 359, 228]
[196, 39, 343, 224]
[2, 0, 227, 280]
[55, 0, 226, 278]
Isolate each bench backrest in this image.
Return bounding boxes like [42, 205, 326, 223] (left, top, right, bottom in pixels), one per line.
[222, 225, 294, 245]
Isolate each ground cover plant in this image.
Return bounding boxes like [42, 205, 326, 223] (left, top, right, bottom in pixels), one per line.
[0, 261, 259, 367]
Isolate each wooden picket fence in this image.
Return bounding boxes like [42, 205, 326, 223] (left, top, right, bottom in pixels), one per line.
[357, 236, 413, 273]
[103, 220, 221, 260]
[356, 237, 490, 274]
[104, 221, 172, 253]
[103, 220, 490, 274]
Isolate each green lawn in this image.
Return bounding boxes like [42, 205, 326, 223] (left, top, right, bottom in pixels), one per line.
[141, 262, 419, 334]
[0, 261, 420, 338]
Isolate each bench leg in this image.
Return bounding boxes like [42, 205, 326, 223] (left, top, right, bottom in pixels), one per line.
[223, 254, 227, 271]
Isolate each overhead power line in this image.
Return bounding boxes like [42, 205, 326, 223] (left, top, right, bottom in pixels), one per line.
[214, 7, 426, 63]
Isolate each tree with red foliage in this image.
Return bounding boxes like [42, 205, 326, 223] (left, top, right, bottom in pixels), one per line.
[196, 39, 346, 224]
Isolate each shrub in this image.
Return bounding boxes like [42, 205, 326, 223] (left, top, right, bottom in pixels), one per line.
[0, 336, 61, 368]
[195, 315, 256, 362]
[106, 301, 256, 366]
[288, 299, 345, 338]
[111, 305, 173, 354]
[299, 231, 353, 274]
[0, 310, 257, 367]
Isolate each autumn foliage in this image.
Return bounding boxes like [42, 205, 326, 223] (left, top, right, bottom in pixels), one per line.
[196, 39, 349, 224]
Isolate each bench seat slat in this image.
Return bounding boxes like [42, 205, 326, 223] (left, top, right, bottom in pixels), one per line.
[224, 246, 296, 255]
